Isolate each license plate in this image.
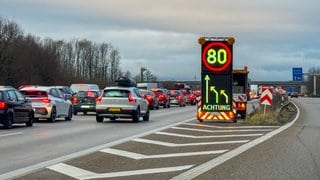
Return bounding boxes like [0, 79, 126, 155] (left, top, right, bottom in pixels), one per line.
[109, 107, 120, 112]
[81, 105, 90, 108]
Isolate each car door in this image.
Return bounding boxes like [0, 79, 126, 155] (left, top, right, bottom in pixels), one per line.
[134, 88, 148, 113]
[57, 88, 70, 115]
[49, 88, 64, 116]
[14, 90, 30, 121]
[7, 90, 23, 122]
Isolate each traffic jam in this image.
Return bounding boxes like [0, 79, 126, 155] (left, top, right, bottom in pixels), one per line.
[1, 37, 282, 179]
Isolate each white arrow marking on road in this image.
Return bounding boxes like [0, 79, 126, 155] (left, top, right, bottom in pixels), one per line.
[100, 148, 228, 159]
[171, 126, 274, 133]
[155, 131, 263, 138]
[133, 138, 249, 147]
[48, 163, 194, 179]
[183, 123, 280, 129]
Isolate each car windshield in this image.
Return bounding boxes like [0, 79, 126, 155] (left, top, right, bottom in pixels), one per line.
[20, 90, 48, 98]
[77, 91, 99, 98]
[104, 89, 129, 97]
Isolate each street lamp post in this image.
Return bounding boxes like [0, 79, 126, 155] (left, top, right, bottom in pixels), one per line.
[141, 67, 147, 82]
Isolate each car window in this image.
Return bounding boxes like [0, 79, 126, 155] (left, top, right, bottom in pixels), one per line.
[78, 91, 98, 98]
[14, 90, 25, 101]
[56, 89, 65, 98]
[49, 88, 59, 98]
[7, 90, 17, 101]
[134, 89, 142, 97]
[20, 90, 48, 97]
[0, 91, 3, 101]
[104, 89, 128, 97]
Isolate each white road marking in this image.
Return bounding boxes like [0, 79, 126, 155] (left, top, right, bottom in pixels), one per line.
[100, 148, 228, 159]
[133, 138, 249, 147]
[171, 102, 301, 180]
[171, 126, 273, 132]
[155, 131, 263, 138]
[183, 122, 280, 129]
[0, 132, 23, 137]
[48, 163, 194, 180]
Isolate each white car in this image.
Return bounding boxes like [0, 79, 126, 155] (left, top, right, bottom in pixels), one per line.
[96, 79, 149, 123]
[20, 86, 73, 122]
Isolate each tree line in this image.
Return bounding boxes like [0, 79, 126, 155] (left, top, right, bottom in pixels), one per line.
[0, 17, 157, 89]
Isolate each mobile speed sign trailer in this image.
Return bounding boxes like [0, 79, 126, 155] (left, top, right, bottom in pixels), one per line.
[197, 37, 237, 123]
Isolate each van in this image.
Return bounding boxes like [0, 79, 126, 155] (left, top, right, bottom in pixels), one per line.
[70, 84, 100, 94]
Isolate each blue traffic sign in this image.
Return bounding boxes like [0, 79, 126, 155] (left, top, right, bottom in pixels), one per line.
[292, 67, 303, 81]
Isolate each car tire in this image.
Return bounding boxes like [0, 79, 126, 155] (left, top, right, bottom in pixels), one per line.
[26, 112, 34, 127]
[143, 109, 150, 121]
[132, 108, 140, 122]
[65, 106, 72, 121]
[83, 112, 87, 115]
[48, 107, 56, 122]
[96, 115, 104, 123]
[73, 111, 78, 115]
[110, 117, 116, 121]
[4, 113, 13, 129]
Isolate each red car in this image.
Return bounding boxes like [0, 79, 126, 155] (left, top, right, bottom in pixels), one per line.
[169, 90, 186, 107]
[182, 88, 196, 105]
[139, 89, 159, 110]
[151, 88, 170, 108]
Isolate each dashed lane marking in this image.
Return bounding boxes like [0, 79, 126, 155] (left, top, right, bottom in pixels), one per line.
[0, 132, 23, 137]
[48, 163, 194, 180]
[155, 131, 263, 138]
[183, 123, 280, 129]
[133, 138, 249, 147]
[100, 148, 228, 159]
[171, 126, 274, 133]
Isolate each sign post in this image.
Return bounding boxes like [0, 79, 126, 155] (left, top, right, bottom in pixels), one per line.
[260, 87, 273, 119]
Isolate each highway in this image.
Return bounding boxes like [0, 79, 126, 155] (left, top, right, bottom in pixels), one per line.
[1, 98, 320, 179]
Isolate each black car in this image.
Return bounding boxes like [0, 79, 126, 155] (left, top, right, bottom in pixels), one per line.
[72, 90, 100, 115]
[0, 86, 34, 129]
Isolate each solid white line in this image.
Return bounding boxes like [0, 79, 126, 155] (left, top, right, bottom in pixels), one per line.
[155, 131, 263, 138]
[0, 118, 197, 180]
[48, 163, 194, 179]
[171, 102, 301, 180]
[133, 138, 249, 147]
[100, 148, 228, 159]
[183, 123, 280, 129]
[171, 126, 273, 132]
[0, 132, 23, 137]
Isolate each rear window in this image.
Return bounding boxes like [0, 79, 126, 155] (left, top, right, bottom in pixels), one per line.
[20, 90, 48, 98]
[103, 89, 129, 97]
[0, 91, 3, 100]
[77, 91, 99, 98]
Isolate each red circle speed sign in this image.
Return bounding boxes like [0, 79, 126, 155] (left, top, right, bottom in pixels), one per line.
[202, 42, 232, 72]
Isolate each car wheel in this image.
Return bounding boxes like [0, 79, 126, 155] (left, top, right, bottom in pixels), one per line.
[73, 111, 78, 115]
[132, 108, 140, 122]
[96, 115, 104, 123]
[4, 113, 13, 129]
[143, 109, 150, 121]
[167, 102, 170, 108]
[65, 106, 72, 121]
[110, 117, 116, 121]
[48, 107, 56, 122]
[83, 112, 87, 115]
[26, 112, 34, 127]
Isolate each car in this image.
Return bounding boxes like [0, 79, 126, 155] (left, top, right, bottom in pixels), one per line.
[169, 90, 186, 107]
[151, 88, 171, 108]
[182, 88, 196, 105]
[70, 84, 100, 94]
[72, 90, 100, 115]
[20, 86, 73, 122]
[139, 89, 159, 110]
[290, 92, 299, 98]
[95, 77, 149, 122]
[0, 86, 34, 129]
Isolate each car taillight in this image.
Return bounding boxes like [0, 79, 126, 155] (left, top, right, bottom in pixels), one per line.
[41, 98, 51, 104]
[146, 96, 153, 101]
[71, 97, 78, 104]
[176, 95, 182, 100]
[95, 96, 102, 103]
[128, 92, 136, 103]
[0, 101, 7, 110]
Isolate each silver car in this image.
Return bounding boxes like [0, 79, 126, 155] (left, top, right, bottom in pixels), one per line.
[20, 86, 73, 122]
[95, 86, 149, 122]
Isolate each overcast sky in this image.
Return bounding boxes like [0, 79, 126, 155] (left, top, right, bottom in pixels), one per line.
[1, 0, 319, 81]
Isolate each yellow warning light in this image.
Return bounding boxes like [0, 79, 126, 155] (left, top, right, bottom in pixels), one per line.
[227, 37, 235, 45]
[198, 37, 206, 45]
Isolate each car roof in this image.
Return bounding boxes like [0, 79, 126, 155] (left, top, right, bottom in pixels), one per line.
[19, 86, 52, 91]
[103, 86, 136, 90]
[0, 86, 16, 91]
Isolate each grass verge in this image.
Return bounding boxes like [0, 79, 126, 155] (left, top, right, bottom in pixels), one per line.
[243, 102, 297, 126]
